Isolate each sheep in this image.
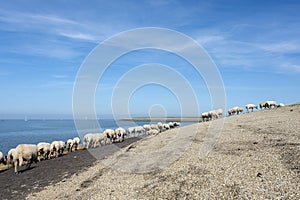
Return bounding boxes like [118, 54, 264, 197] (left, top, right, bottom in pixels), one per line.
[201, 112, 211, 122]
[246, 104, 258, 112]
[237, 107, 243, 114]
[115, 127, 126, 142]
[164, 123, 170, 129]
[66, 139, 74, 152]
[7, 148, 16, 167]
[87, 133, 102, 148]
[157, 122, 164, 131]
[94, 133, 107, 147]
[210, 109, 223, 119]
[127, 127, 135, 137]
[50, 141, 65, 158]
[277, 103, 285, 108]
[0, 151, 6, 165]
[228, 106, 243, 116]
[173, 122, 181, 127]
[58, 141, 66, 155]
[134, 126, 145, 135]
[73, 137, 80, 151]
[104, 129, 117, 143]
[259, 102, 267, 110]
[13, 144, 38, 174]
[37, 142, 51, 160]
[168, 122, 174, 129]
[143, 124, 151, 131]
[265, 101, 277, 109]
[84, 133, 95, 149]
[84, 133, 110, 148]
[150, 124, 160, 131]
[146, 129, 160, 135]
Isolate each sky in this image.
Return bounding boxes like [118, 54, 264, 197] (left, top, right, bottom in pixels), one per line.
[0, 0, 299, 119]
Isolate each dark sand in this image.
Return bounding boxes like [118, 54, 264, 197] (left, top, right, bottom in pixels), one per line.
[0, 137, 143, 200]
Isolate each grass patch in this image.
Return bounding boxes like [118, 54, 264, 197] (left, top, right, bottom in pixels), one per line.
[288, 102, 300, 107]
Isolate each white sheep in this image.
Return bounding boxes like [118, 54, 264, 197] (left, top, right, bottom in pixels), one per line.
[83, 133, 108, 148]
[134, 126, 145, 135]
[173, 122, 181, 127]
[84, 133, 95, 149]
[246, 104, 258, 112]
[157, 122, 164, 131]
[127, 127, 135, 137]
[37, 142, 51, 160]
[73, 137, 80, 151]
[7, 148, 16, 167]
[146, 129, 160, 135]
[104, 129, 117, 143]
[259, 102, 267, 110]
[168, 122, 174, 129]
[0, 151, 6, 165]
[143, 124, 151, 131]
[58, 141, 66, 154]
[115, 127, 127, 142]
[228, 106, 243, 116]
[66, 139, 74, 152]
[277, 103, 285, 107]
[265, 101, 277, 109]
[150, 124, 160, 131]
[163, 123, 170, 130]
[50, 141, 65, 158]
[201, 112, 211, 122]
[209, 109, 223, 119]
[13, 144, 38, 174]
[93, 133, 107, 147]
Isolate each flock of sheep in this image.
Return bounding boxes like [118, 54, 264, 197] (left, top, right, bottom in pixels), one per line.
[0, 121, 181, 174]
[83, 121, 180, 149]
[0, 100, 283, 174]
[0, 137, 80, 174]
[201, 100, 283, 121]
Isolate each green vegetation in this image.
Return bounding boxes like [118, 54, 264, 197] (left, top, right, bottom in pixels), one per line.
[287, 102, 300, 106]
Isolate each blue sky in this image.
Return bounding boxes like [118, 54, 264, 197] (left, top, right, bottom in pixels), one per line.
[0, 0, 299, 119]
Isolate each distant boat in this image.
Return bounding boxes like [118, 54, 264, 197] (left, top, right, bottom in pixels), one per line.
[24, 116, 28, 122]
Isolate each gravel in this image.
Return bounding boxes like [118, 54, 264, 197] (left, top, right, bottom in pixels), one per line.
[27, 105, 300, 199]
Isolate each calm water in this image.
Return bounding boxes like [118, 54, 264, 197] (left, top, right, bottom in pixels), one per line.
[0, 119, 193, 155]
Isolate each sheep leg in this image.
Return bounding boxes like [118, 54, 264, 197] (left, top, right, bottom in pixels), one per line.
[14, 160, 19, 174]
[18, 156, 23, 167]
[26, 161, 31, 169]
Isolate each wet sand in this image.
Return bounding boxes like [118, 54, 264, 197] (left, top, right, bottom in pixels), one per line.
[0, 137, 143, 200]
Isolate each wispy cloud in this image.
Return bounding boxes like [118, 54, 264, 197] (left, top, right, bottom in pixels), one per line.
[255, 41, 300, 54]
[41, 80, 74, 87]
[59, 32, 99, 42]
[195, 29, 300, 74]
[52, 75, 68, 79]
[0, 10, 78, 31]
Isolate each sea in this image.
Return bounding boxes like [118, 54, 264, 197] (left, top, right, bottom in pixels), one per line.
[0, 119, 194, 155]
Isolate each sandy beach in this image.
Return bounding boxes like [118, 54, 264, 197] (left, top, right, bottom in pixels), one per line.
[1, 104, 299, 199]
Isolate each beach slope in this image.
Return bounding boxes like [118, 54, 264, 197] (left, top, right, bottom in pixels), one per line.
[19, 105, 300, 199]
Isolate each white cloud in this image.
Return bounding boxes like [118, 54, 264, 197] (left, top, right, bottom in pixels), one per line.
[255, 41, 300, 54]
[196, 35, 225, 45]
[59, 32, 99, 42]
[41, 80, 74, 87]
[52, 75, 68, 79]
[194, 31, 300, 74]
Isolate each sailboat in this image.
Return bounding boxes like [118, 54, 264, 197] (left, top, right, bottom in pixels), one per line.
[24, 115, 28, 122]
